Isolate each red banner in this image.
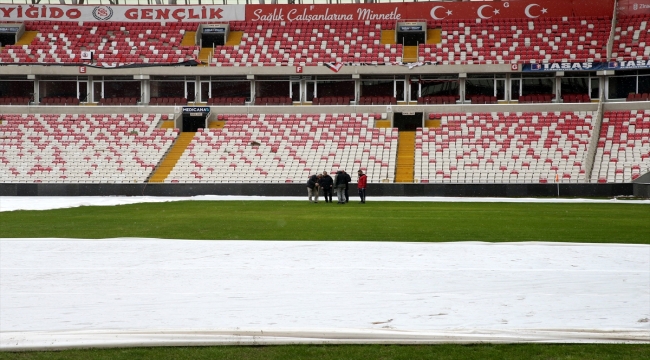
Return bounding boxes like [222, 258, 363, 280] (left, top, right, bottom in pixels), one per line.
[246, 0, 615, 23]
[617, 0, 650, 16]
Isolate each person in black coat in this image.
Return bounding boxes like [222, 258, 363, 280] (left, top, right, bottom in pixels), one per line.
[320, 171, 334, 203]
[342, 170, 351, 203]
[335, 170, 351, 204]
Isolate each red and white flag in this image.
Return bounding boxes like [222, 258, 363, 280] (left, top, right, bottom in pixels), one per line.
[324, 62, 343, 73]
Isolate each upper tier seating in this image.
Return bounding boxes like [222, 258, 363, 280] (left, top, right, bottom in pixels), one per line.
[0, 21, 199, 65]
[0, 113, 177, 183]
[591, 110, 650, 183]
[0, 16, 612, 66]
[211, 20, 402, 66]
[166, 113, 397, 183]
[416, 111, 595, 183]
[421, 17, 610, 64]
[611, 16, 650, 61]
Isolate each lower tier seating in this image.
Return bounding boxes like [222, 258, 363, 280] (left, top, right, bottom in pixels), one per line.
[416, 111, 595, 183]
[166, 113, 397, 183]
[591, 110, 650, 183]
[0, 113, 176, 183]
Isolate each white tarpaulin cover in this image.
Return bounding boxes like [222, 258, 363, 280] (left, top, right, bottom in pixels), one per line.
[1, 239, 648, 349]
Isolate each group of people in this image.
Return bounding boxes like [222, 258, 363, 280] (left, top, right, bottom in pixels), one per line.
[307, 169, 367, 204]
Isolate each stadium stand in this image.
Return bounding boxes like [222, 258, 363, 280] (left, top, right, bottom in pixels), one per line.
[0, 0, 648, 190]
[212, 21, 401, 67]
[165, 113, 397, 183]
[0, 21, 199, 65]
[591, 110, 650, 183]
[415, 111, 595, 183]
[611, 16, 650, 61]
[0, 113, 176, 183]
[421, 17, 610, 64]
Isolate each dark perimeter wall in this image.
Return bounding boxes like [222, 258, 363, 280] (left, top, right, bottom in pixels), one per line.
[0, 183, 638, 198]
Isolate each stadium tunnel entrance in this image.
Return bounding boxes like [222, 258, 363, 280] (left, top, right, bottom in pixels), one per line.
[181, 106, 210, 132]
[396, 22, 426, 46]
[393, 112, 423, 131]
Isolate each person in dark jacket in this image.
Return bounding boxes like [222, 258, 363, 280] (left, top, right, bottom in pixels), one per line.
[357, 169, 367, 204]
[306, 174, 321, 203]
[335, 170, 351, 204]
[320, 171, 334, 203]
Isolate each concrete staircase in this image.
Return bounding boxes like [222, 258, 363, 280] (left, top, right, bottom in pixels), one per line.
[226, 31, 244, 46]
[395, 131, 415, 183]
[15, 31, 38, 46]
[181, 31, 196, 46]
[198, 48, 213, 64]
[402, 45, 418, 63]
[208, 120, 225, 129]
[148, 132, 195, 183]
[380, 30, 395, 45]
[426, 28, 442, 44]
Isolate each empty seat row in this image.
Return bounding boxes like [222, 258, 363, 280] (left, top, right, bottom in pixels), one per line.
[468, 95, 498, 104]
[312, 96, 352, 105]
[359, 96, 396, 105]
[519, 94, 554, 103]
[149, 97, 188, 106]
[40, 97, 79, 105]
[98, 97, 138, 106]
[0, 97, 30, 105]
[418, 96, 458, 105]
[207, 97, 246, 106]
[626, 93, 650, 102]
[562, 94, 591, 103]
[255, 97, 292, 105]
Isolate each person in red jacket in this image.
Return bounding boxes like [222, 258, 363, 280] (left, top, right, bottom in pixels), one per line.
[357, 169, 367, 204]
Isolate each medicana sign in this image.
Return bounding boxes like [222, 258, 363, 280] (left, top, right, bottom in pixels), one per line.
[0, 5, 245, 22]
